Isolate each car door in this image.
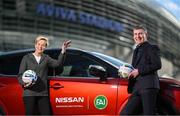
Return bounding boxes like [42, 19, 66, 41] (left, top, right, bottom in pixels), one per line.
[49, 52, 119, 115]
[0, 52, 25, 115]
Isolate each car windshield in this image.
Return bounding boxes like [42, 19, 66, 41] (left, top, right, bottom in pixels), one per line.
[90, 52, 125, 68]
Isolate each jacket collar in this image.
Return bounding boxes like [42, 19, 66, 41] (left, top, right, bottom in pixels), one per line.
[28, 53, 46, 64]
[133, 42, 149, 67]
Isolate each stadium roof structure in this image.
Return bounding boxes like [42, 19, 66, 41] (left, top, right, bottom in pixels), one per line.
[111, 0, 180, 67]
[0, 0, 180, 69]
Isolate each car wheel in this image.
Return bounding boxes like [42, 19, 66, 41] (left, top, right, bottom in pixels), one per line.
[0, 108, 5, 115]
[134, 99, 178, 115]
[136, 106, 176, 115]
[156, 95, 179, 115]
[156, 105, 171, 115]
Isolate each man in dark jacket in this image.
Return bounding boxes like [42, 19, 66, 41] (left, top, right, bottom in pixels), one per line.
[120, 25, 162, 115]
[18, 36, 71, 115]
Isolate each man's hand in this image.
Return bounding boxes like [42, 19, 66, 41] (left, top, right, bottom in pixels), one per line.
[128, 69, 139, 79]
[61, 40, 71, 54]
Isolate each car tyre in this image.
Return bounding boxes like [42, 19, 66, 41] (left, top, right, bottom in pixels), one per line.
[156, 95, 179, 115]
[0, 107, 5, 115]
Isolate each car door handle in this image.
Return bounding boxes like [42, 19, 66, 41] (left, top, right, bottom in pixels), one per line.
[49, 83, 64, 89]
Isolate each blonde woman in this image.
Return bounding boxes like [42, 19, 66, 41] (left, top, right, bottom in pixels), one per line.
[18, 36, 71, 115]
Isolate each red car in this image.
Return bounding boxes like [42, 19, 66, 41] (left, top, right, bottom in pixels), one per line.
[0, 48, 180, 115]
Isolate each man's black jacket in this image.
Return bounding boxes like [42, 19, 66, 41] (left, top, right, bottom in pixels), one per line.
[128, 42, 162, 93]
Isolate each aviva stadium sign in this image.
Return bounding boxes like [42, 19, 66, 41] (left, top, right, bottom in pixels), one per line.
[36, 3, 123, 33]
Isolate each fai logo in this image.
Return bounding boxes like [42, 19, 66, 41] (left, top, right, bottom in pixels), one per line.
[94, 95, 108, 110]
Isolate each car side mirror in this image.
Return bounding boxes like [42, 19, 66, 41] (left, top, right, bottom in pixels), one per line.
[88, 65, 107, 81]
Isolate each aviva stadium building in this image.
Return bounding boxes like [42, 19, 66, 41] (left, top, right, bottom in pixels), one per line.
[0, 0, 180, 78]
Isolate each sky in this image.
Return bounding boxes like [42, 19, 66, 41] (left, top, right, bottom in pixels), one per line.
[155, 0, 180, 22]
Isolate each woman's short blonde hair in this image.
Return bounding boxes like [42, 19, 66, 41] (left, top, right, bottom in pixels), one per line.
[35, 36, 49, 47]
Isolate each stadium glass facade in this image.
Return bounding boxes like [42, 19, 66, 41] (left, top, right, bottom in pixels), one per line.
[0, 0, 180, 78]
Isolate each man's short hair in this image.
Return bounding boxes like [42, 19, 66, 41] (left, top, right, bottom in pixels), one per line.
[133, 25, 147, 33]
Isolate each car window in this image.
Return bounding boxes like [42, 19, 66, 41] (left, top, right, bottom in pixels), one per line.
[45, 50, 62, 76]
[0, 50, 61, 77]
[0, 54, 23, 76]
[91, 52, 124, 68]
[57, 53, 105, 78]
[0, 50, 117, 78]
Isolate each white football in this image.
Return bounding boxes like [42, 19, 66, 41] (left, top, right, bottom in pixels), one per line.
[118, 64, 134, 78]
[22, 70, 38, 86]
